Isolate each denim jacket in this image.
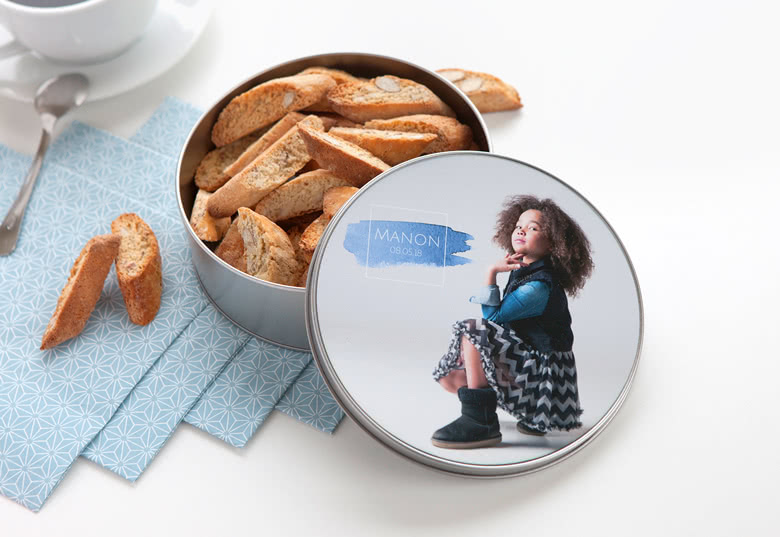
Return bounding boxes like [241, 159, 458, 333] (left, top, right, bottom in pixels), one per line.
[471, 258, 574, 353]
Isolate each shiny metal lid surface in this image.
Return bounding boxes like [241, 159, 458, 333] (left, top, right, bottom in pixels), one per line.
[306, 152, 643, 477]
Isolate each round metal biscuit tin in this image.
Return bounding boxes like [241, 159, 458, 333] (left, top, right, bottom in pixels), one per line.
[306, 152, 643, 477]
[176, 52, 492, 350]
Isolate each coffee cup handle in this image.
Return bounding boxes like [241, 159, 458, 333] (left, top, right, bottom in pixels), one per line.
[0, 39, 28, 61]
[0, 8, 29, 61]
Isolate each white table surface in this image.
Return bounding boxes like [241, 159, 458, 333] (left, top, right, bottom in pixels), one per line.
[2, 0, 778, 534]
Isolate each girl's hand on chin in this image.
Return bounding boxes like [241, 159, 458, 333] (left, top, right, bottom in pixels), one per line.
[492, 253, 526, 273]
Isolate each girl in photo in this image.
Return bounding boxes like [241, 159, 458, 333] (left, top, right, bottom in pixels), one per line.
[432, 195, 594, 449]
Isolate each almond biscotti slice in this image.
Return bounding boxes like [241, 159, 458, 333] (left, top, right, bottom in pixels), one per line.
[277, 211, 322, 231]
[322, 186, 359, 218]
[215, 219, 247, 273]
[285, 224, 310, 287]
[298, 67, 362, 113]
[364, 114, 473, 154]
[298, 124, 390, 187]
[190, 189, 231, 242]
[285, 224, 306, 260]
[328, 127, 437, 165]
[207, 115, 325, 218]
[40, 234, 121, 350]
[298, 159, 322, 174]
[222, 112, 305, 178]
[298, 66, 362, 85]
[327, 75, 456, 122]
[111, 213, 163, 326]
[295, 261, 311, 288]
[195, 131, 263, 192]
[235, 207, 299, 285]
[211, 74, 336, 147]
[437, 68, 522, 113]
[298, 213, 331, 263]
[316, 113, 361, 131]
[254, 169, 352, 222]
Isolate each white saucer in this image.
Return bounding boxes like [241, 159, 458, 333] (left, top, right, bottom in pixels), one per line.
[0, 0, 213, 103]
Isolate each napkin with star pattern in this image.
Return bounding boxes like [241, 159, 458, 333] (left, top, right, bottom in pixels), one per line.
[0, 97, 343, 511]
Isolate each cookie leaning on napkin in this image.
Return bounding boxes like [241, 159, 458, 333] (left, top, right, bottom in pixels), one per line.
[40, 213, 162, 349]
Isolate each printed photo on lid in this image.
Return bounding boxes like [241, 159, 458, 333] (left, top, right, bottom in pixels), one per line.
[431, 195, 593, 449]
[309, 153, 641, 472]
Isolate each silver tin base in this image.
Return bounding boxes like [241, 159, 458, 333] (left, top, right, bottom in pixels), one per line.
[186, 229, 309, 350]
[192, 264, 308, 351]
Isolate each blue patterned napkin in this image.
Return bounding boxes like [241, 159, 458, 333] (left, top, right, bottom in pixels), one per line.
[0, 98, 344, 511]
[81, 306, 248, 480]
[276, 360, 344, 433]
[184, 338, 311, 447]
[0, 143, 205, 511]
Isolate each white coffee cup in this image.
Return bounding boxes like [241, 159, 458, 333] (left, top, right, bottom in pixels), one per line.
[0, 0, 159, 64]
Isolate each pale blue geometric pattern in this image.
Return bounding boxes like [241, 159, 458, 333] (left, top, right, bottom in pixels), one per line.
[48, 122, 178, 215]
[130, 96, 203, 158]
[0, 138, 205, 511]
[276, 361, 345, 434]
[184, 338, 311, 447]
[0, 97, 345, 511]
[81, 306, 248, 481]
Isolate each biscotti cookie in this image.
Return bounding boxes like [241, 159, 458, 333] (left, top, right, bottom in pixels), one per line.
[277, 211, 322, 231]
[40, 234, 121, 350]
[207, 115, 325, 218]
[298, 159, 322, 173]
[215, 219, 247, 273]
[298, 213, 331, 263]
[254, 169, 352, 222]
[195, 131, 262, 192]
[364, 114, 473, 154]
[298, 123, 390, 187]
[235, 207, 299, 285]
[285, 224, 310, 288]
[322, 186, 359, 218]
[328, 127, 436, 165]
[211, 74, 336, 146]
[298, 67, 363, 112]
[298, 66, 362, 86]
[222, 112, 305, 178]
[295, 260, 310, 288]
[285, 224, 306, 259]
[190, 189, 231, 242]
[111, 213, 163, 326]
[437, 68, 522, 113]
[315, 113, 361, 131]
[327, 75, 456, 122]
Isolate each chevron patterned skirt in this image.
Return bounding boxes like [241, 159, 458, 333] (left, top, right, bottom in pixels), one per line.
[432, 318, 583, 433]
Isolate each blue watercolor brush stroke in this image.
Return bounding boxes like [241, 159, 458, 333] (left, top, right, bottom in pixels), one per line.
[343, 220, 473, 268]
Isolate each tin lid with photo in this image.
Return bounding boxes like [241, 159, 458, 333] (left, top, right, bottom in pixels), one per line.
[306, 152, 643, 477]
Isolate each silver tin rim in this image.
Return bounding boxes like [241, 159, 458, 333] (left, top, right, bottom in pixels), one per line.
[305, 151, 644, 478]
[175, 52, 493, 350]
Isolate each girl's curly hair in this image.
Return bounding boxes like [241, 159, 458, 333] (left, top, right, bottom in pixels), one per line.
[493, 195, 593, 296]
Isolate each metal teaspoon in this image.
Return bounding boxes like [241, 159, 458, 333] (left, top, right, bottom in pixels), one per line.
[0, 73, 89, 256]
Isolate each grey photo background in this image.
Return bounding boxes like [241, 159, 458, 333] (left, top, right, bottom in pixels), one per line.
[313, 153, 641, 466]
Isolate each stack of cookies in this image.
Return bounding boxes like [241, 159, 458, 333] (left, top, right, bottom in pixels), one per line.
[191, 66, 521, 288]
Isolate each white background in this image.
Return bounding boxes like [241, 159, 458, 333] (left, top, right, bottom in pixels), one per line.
[1, 0, 778, 534]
